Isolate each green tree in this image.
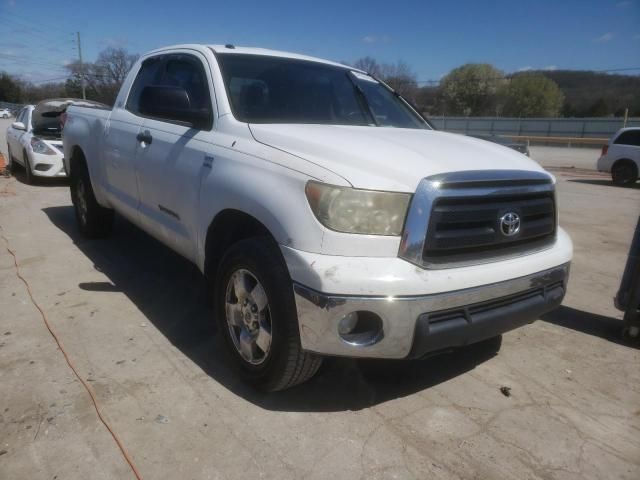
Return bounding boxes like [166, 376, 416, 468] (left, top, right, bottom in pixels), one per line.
[586, 98, 609, 117]
[501, 74, 564, 117]
[0, 72, 23, 103]
[440, 64, 504, 116]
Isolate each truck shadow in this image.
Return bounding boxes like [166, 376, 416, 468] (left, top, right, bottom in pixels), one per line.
[567, 179, 640, 190]
[43, 205, 501, 413]
[542, 306, 638, 349]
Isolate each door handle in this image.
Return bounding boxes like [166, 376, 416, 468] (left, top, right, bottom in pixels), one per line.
[136, 130, 153, 144]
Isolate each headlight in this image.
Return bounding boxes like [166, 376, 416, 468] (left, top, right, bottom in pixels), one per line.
[305, 181, 411, 235]
[30, 137, 56, 155]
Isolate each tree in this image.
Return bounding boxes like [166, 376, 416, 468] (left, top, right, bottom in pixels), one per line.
[0, 72, 23, 102]
[586, 98, 609, 117]
[22, 82, 67, 103]
[352, 56, 382, 77]
[66, 47, 139, 105]
[501, 74, 564, 117]
[440, 64, 505, 116]
[352, 57, 419, 101]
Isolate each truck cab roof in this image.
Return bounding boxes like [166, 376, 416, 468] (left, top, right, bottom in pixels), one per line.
[143, 43, 363, 72]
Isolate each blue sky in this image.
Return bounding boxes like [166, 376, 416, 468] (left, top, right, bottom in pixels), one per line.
[1, 0, 639, 84]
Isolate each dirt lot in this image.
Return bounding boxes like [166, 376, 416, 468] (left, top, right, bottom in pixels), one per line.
[1, 118, 639, 479]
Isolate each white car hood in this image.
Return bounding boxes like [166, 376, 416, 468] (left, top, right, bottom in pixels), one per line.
[249, 124, 546, 192]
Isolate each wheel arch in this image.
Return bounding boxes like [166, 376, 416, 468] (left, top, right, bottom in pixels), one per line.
[612, 157, 639, 173]
[203, 209, 282, 282]
[68, 145, 87, 179]
[68, 144, 111, 207]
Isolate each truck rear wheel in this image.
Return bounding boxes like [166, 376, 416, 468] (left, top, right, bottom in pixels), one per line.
[71, 161, 114, 238]
[215, 237, 322, 391]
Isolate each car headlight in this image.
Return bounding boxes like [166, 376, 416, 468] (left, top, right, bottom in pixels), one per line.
[305, 181, 411, 236]
[30, 137, 56, 155]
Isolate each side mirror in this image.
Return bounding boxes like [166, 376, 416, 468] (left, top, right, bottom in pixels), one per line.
[139, 85, 210, 129]
[12, 121, 26, 131]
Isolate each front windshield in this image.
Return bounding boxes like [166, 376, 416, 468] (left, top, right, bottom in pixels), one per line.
[216, 53, 428, 129]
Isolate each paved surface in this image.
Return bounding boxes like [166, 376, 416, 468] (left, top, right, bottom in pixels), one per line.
[529, 146, 601, 171]
[1, 118, 639, 479]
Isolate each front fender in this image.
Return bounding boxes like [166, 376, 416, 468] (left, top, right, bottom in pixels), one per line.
[196, 150, 326, 271]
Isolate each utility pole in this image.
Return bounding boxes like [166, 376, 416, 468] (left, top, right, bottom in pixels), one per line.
[623, 108, 629, 128]
[76, 31, 86, 100]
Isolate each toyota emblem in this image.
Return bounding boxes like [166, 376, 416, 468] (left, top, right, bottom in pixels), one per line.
[500, 212, 521, 236]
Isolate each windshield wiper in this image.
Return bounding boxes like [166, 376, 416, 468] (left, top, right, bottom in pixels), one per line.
[347, 72, 378, 126]
[367, 73, 434, 129]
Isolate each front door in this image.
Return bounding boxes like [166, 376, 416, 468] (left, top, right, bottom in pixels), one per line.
[102, 55, 164, 222]
[134, 51, 217, 261]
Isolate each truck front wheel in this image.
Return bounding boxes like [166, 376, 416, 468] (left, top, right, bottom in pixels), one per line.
[71, 161, 114, 238]
[215, 237, 322, 391]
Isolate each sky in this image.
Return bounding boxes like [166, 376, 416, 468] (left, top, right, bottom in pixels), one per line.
[1, 0, 639, 84]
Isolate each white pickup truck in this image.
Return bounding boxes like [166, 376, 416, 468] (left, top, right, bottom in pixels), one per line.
[63, 44, 573, 391]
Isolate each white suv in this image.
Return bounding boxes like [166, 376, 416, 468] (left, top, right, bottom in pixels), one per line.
[0, 108, 11, 118]
[597, 127, 640, 186]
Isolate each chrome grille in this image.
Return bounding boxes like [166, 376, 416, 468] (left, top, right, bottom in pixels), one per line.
[424, 192, 555, 257]
[398, 170, 557, 269]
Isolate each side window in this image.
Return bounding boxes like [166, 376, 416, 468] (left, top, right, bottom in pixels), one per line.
[126, 56, 164, 115]
[156, 54, 213, 124]
[614, 130, 640, 147]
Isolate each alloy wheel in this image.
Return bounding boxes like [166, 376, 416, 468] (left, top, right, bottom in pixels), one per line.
[76, 178, 88, 225]
[225, 268, 272, 365]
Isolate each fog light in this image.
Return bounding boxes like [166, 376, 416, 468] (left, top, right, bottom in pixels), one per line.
[338, 311, 384, 346]
[338, 312, 358, 335]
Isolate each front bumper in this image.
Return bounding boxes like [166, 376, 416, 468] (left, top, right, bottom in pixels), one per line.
[293, 263, 569, 359]
[29, 152, 66, 177]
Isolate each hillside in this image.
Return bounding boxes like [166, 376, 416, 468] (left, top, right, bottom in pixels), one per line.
[524, 70, 640, 117]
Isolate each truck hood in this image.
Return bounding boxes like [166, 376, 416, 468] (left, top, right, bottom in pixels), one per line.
[249, 124, 546, 192]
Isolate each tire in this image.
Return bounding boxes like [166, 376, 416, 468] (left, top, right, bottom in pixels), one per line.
[23, 150, 34, 185]
[71, 160, 114, 238]
[612, 160, 638, 187]
[214, 237, 322, 391]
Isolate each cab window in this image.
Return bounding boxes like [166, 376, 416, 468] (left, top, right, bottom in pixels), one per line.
[126, 56, 164, 115]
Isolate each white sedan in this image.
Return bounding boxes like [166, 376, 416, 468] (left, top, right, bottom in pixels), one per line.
[0, 108, 11, 118]
[6, 102, 66, 183]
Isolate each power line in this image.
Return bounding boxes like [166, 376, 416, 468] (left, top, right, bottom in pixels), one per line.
[0, 9, 74, 42]
[0, 53, 70, 70]
[1, 19, 70, 46]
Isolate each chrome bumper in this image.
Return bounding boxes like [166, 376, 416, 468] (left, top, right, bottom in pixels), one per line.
[293, 263, 569, 359]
